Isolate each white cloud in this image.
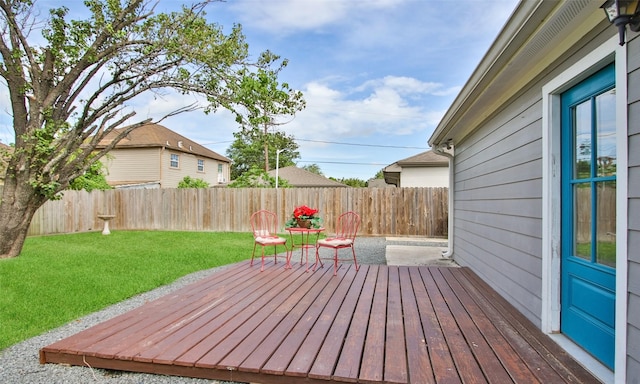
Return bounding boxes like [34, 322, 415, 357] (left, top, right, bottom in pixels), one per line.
[228, 0, 408, 34]
[283, 76, 445, 144]
[229, 0, 349, 33]
[357, 76, 443, 96]
[0, 0, 520, 180]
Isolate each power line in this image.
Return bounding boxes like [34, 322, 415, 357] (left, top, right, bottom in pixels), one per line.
[296, 160, 388, 166]
[201, 140, 234, 146]
[201, 138, 428, 150]
[296, 138, 427, 149]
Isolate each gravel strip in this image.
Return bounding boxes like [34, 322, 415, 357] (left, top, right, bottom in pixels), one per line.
[0, 237, 389, 384]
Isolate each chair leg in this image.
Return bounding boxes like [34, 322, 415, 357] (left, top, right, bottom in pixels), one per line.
[273, 245, 278, 264]
[250, 243, 258, 267]
[334, 249, 339, 276]
[313, 246, 325, 272]
[351, 246, 359, 271]
[261, 247, 266, 272]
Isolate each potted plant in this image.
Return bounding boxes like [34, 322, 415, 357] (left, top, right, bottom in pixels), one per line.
[285, 205, 322, 229]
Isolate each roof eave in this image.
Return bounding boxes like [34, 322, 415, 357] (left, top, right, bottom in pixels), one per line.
[428, 0, 607, 148]
[397, 161, 448, 167]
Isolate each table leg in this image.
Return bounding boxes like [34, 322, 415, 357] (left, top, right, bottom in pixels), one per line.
[306, 231, 323, 272]
[285, 246, 292, 269]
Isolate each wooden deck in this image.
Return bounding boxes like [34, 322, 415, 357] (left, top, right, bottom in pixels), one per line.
[40, 261, 600, 383]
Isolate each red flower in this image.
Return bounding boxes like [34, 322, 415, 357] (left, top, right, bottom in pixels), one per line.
[293, 205, 318, 219]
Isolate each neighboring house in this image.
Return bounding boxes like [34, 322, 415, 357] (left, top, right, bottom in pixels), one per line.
[267, 166, 348, 187]
[428, 1, 638, 382]
[97, 123, 231, 188]
[382, 150, 449, 187]
[366, 178, 394, 188]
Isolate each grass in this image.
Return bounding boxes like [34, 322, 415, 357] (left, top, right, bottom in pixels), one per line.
[575, 241, 616, 267]
[0, 231, 282, 351]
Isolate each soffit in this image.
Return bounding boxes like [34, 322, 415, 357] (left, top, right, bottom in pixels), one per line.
[429, 0, 607, 146]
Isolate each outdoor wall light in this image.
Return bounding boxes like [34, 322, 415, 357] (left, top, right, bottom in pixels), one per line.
[602, 0, 640, 45]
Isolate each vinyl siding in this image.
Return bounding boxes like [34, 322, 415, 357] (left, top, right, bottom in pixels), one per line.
[449, 27, 638, 377]
[401, 167, 448, 187]
[104, 147, 228, 188]
[449, 28, 623, 329]
[161, 149, 223, 188]
[104, 148, 161, 184]
[451, 83, 545, 325]
[627, 32, 640, 383]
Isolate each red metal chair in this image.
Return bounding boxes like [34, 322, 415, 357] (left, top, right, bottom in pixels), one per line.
[314, 211, 360, 276]
[250, 210, 290, 271]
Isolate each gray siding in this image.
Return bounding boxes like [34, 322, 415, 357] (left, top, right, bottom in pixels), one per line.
[452, 84, 544, 324]
[627, 32, 640, 383]
[449, 30, 617, 328]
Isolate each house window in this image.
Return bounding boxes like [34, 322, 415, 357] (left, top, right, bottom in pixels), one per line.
[218, 164, 225, 183]
[197, 159, 204, 172]
[170, 153, 179, 168]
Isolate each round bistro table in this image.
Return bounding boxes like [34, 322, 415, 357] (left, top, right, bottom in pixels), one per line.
[286, 227, 324, 272]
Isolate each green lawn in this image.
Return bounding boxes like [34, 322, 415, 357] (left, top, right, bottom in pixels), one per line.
[0, 231, 281, 351]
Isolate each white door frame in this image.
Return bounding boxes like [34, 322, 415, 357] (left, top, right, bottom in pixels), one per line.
[541, 35, 628, 383]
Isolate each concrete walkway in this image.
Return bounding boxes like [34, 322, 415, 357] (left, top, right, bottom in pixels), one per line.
[384, 237, 458, 267]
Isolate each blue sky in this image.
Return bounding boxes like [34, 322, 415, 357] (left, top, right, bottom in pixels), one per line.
[0, 0, 520, 180]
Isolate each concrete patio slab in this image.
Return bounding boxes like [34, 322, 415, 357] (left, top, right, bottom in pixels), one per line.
[385, 245, 456, 267]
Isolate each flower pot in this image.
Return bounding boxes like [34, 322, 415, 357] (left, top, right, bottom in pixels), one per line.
[296, 219, 312, 228]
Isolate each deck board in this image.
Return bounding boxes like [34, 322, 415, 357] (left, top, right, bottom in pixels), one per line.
[421, 267, 487, 383]
[40, 261, 601, 384]
[286, 263, 364, 378]
[360, 266, 387, 383]
[383, 266, 408, 384]
[400, 267, 434, 384]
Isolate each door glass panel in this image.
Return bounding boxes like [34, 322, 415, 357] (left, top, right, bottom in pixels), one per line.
[574, 183, 591, 260]
[596, 180, 616, 267]
[596, 89, 617, 177]
[574, 101, 592, 179]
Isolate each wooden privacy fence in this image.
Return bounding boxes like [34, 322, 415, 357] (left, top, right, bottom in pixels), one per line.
[19, 187, 448, 237]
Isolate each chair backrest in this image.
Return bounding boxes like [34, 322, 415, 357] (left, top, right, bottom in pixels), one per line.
[335, 211, 360, 240]
[250, 210, 279, 238]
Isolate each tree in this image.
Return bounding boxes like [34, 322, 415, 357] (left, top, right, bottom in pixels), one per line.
[302, 164, 323, 175]
[177, 176, 209, 188]
[232, 51, 305, 172]
[0, 0, 285, 258]
[226, 129, 298, 180]
[331, 177, 367, 188]
[227, 166, 290, 188]
[68, 160, 111, 192]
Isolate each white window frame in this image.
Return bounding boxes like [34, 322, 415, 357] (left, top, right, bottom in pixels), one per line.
[170, 153, 179, 169]
[217, 163, 224, 183]
[197, 159, 205, 172]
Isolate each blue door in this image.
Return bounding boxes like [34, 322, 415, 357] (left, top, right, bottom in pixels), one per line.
[561, 64, 616, 369]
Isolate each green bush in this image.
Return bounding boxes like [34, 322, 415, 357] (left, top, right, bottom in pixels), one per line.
[178, 176, 210, 188]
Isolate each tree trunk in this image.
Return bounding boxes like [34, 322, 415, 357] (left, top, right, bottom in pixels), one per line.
[0, 178, 46, 259]
[263, 121, 270, 171]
